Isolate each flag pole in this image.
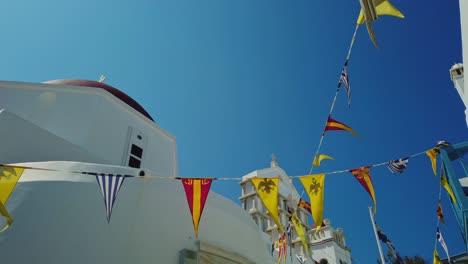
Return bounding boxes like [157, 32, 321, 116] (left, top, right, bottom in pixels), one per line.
[369, 206, 386, 264]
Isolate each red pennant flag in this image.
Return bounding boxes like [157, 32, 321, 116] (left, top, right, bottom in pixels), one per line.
[437, 201, 446, 225]
[181, 178, 213, 238]
[350, 167, 377, 214]
[324, 115, 360, 138]
[298, 198, 312, 214]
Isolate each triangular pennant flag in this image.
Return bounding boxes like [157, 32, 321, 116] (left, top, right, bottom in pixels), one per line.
[313, 154, 334, 167]
[387, 157, 409, 174]
[0, 165, 25, 232]
[349, 167, 377, 214]
[181, 178, 213, 238]
[340, 61, 351, 108]
[298, 198, 312, 214]
[357, 0, 405, 25]
[441, 171, 457, 205]
[426, 148, 439, 176]
[96, 174, 126, 223]
[251, 178, 284, 231]
[436, 227, 450, 262]
[324, 115, 360, 138]
[299, 174, 326, 230]
[433, 249, 442, 264]
[296, 254, 307, 264]
[437, 201, 446, 225]
[291, 212, 310, 256]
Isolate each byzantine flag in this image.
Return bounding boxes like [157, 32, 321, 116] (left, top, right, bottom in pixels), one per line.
[0, 165, 25, 232]
[299, 174, 325, 230]
[433, 249, 442, 264]
[298, 198, 312, 214]
[312, 154, 334, 167]
[426, 148, 439, 176]
[251, 178, 284, 231]
[350, 167, 377, 215]
[292, 212, 310, 256]
[324, 115, 360, 138]
[437, 201, 446, 225]
[440, 171, 457, 205]
[181, 178, 213, 238]
[96, 174, 126, 223]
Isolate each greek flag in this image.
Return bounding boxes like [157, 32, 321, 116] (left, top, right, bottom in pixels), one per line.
[376, 223, 401, 260]
[387, 157, 409, 174]
[96, 174, 126, 222]
[437, 227, 450, 262]
[340, 61, 351, 108]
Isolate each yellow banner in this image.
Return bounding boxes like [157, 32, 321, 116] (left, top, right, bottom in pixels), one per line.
[0, 166, 24, 233]
[0, 166, 24, 204]
[426, 149, 438, 176]
[299, 174, 325, 230]
[433, 249, 442, 264]
[441, 171, 457, 205]
[357, 0, 405, 24]
[251, 178, 283, 231]
[291, 212, 310, 256]
[312, 154, 334, 167]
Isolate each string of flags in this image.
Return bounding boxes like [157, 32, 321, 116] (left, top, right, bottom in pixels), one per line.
[433, 160, 456, 263]
[0, 142, 453, 237]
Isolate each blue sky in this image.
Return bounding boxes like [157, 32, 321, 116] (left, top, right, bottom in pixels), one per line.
[1, 0, 467, 262]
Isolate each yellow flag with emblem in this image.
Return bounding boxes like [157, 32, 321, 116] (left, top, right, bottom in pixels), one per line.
[251, 178, 283, 231]
[0, 165, 25, 233]
[312, 154, 334, 167]
[426, 148, 439, 176]
[291, 212, 310, 256]
[299, 174, 326, 231]
[441, 171, 457, 205]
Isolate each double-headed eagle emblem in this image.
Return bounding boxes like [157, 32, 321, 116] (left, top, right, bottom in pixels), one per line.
[309, 178, 321, 196]
[258, 178, 276, 194]
[0, 166, 18, 181]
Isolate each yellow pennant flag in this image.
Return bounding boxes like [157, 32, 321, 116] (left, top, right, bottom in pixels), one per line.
[251, 178, 284, 231]
[426, 148, 439, 176]
[357, 0, 405, 25]
[433, 249, 442, 264]
[441, 171, 457, 205]
[291, 212, 310, 256]
[0, 166, 24, 233]
[312, 154, 334, 167]
[299, 174, 325, 230]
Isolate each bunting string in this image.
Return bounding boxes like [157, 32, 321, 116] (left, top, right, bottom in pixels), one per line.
[1, 146, 437, 181]
[308, 24, 360, 177]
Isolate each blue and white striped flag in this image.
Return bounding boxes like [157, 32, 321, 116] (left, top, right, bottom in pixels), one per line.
[387, 157, 409, 174]
[376, 224, 401, 260]
[340, 61, 351, 108]
[437, 227, 450, 262]
[96, 174, 126, 222]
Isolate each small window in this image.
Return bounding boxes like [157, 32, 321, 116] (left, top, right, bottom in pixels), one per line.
[128, 156, 141, 168]
[131, 144, 143, 158]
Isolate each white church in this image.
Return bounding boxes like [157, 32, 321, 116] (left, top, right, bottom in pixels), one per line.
[0, 79, 352, 264]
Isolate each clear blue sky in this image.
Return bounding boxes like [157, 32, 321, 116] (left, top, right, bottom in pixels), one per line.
[1, 0, 467, 262]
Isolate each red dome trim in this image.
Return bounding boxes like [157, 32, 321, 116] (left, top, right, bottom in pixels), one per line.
[43, 79, 154, 122]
